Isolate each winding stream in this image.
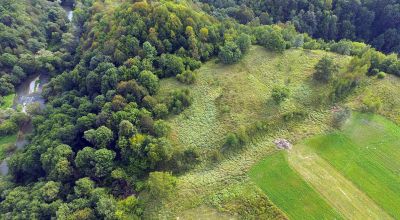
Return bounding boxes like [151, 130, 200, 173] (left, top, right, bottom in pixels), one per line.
[0, 4, 74, 176]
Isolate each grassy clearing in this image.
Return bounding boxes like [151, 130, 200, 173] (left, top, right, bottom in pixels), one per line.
[159, 46, 350, 153]
[307, 113, 400, 218]
[0, 135, 17, 161]
[150, 46, 351, 218]
[289, 142, 391, 219]
[249, 151, 343, 220]
[0, 94, 15, 110]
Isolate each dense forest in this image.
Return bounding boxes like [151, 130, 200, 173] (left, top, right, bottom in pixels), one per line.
[200, 0, 400, 54]
[0, 0, 400, 219]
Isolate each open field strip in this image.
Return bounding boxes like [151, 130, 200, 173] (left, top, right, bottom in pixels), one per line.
[288, 144, 392, 219]
[250, 151, 343, 220]
[308, 113, 400, 218]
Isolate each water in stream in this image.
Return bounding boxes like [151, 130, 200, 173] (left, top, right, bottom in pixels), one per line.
[1, 4, 74, 176]
[62, 5, 74, 21]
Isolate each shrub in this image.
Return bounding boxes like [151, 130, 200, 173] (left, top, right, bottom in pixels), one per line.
[361, 96, 382, 113]
[271, 86, 289, 104]
[176, 70, 197, 84]
[377, 72, 386, 79]
[282, 110, 307, 122]
[224, 132, 240, 149]
[167, 89, 192, 114]
[314, 56, 338, 83]
[0, 120, 18, 136]
[332, 107, 351, 129]
[368, 68, 379, 76]
[235, 33, 251, 53]
[153, 120, 171, 137]
[219, 41, 242, 64]
[153, 103, 169, 118]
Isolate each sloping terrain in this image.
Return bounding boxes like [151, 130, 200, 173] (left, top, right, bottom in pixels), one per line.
[152, 46, 351, 218]
[305, 113, 400, 218]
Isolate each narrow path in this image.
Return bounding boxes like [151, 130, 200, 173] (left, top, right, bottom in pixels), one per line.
[287, 145, 392, 220]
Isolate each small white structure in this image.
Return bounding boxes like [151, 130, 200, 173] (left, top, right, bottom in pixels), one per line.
[274, 139, 292, 150]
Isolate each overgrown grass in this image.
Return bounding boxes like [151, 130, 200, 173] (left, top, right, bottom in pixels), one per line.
[249, 151, 343, 220]
[0, 94, 15, 110]
[307, 113, 400, 218]
[150, 46, 350, 218]
[159, 46, 350, 154]
[0, 135, 17, 161]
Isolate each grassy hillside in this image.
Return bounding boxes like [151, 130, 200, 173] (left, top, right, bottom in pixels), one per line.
[154, 44, 400, 219]
[152, 46, 352, 218]
[159, 46, 350, 154]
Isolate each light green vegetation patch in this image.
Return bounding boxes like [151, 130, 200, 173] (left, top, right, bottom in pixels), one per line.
[0, 135, 17, 161]
[289, 141, 391, 219]
[347, 74, 400, 124]
[307, 113, 400, 218]
[0, 94, 15, 110]
[159, 46, 350, 152]
[152, 46, 350, 218]
[249, 151, 343, 220]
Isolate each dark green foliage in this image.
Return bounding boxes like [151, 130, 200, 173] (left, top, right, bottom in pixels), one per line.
[176, 70, 197, 84]
[219, 41, 242, 64]
[167, 89, 193, 114]
[314, 56, 338, 83]
[138, 70, 159, 95]
[159, 54, 185, 77]
[271, 86, 290, 104]
[236, 33, 252, 53]
[201, 0, 400, 54]
[256, 27, 286, 52]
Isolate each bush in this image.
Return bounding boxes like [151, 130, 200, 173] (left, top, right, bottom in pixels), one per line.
[167, 89, 192, 114]
[235, 33, 251, 53]
[361, 96, 382, 113]
[176, 70, 197, 84]
[368, 68, 379, 76]
[282, 110, 307, 122]
[153, 103, 169, 118]
[271, 86, 289, 104]
[377, 72, 386, 79]
[332, 107, 351, 129]
[314, 56, 338, 83]
[224, 132, 240, 149]
[0, 120, 18, 136]
[153, 120, 171, 137]
[219, 41, 242, 64]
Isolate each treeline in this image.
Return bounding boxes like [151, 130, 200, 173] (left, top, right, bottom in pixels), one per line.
[199, 0, 400, 54]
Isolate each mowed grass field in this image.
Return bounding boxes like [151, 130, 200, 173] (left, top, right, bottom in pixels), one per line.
[307, 113, 400, 218]
[249, 151, 343, 220]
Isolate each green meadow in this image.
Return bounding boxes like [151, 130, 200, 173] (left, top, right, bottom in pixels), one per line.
[307, 113, 400, 218]
[249, 151, 343, 220]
